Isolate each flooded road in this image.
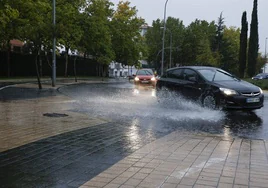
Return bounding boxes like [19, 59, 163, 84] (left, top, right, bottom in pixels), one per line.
[60, 82, 268, 140]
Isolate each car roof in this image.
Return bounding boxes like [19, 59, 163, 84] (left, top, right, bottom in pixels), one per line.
[137, 68, 153, 71]
[166, 66, 218, 71]
[257, 73, 268, 75]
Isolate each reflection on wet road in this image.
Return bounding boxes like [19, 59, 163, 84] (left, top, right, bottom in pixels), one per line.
[60, 82, 268, 140]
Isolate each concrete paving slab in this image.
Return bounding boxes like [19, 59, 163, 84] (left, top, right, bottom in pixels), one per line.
[81, 132, 268, 188]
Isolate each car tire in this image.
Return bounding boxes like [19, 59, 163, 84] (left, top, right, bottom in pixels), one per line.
[202, 93, 218, 110]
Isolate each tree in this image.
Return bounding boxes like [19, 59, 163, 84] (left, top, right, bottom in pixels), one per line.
[111, 1, 145, 66]
[238, 11, 248, 78]
[57, 0, 84, 77]
[145, 17, 185, 71]
[215, 12, 224, 52]
[145, 19, 163, 69]
[196, 38, 217, 66]
[0, 0, 23, 77]
[81, 0, 115, 77]
[19, 0, 52, 89]
[165, 17, 185, 68]
[247, 0, 259, 77]
[215, 12, 225, 67]
[182, 19, 217, 66]
[221, 27, 240, 74]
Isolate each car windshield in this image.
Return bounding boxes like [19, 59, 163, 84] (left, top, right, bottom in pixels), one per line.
[198, 69, 238, 82]
[136, 69, 153, 75]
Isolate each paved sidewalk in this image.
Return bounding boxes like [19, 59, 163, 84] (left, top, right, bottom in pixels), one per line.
[81, 132, 268, 188]
[1, 79, 268, 187]
[0, 78, 121, 151]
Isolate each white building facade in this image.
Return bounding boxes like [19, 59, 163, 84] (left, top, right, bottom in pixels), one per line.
[108, 62, 138, 78]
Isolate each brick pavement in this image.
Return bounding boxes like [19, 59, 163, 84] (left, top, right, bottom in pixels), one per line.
[0, 80, 111, 152]
[81, 132, 268, 188]
[1, 79, 268, 188]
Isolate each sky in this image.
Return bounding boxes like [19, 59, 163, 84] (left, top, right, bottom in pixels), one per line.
[110, 0, 268, 54]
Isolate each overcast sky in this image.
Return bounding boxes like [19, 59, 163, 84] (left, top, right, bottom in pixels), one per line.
[110, 0, 267, 53]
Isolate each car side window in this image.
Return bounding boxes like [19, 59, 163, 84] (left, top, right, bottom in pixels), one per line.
[183, 69, 198, 81]
[167, 69, 183, 79]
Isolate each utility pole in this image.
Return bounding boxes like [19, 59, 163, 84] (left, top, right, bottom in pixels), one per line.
[52, 0, 56, 87]
[169, 29, 172, 69]
[161, 0, 169, 76]
[265, 37, 268, 73]
[265, 37, 267, 61]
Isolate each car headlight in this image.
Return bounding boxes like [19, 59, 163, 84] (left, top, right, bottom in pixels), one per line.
[220, 88, 238, 96]
[134, 77, 139, 81]
[151, 77, 156, 81]
[259, 87, 263, 94]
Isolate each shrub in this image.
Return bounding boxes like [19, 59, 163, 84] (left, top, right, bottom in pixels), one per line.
[244, 78, 268, 90]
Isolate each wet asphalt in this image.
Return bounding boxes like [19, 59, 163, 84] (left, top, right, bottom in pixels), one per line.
[60, 82, 268, 140]
[0, 81, 268, 187]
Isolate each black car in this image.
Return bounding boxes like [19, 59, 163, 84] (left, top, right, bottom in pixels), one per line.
[156, 66, 264, 110]
[252, 73, 268, 80]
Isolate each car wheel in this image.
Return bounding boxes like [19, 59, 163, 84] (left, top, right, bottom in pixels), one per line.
[202, 93, 218, 109]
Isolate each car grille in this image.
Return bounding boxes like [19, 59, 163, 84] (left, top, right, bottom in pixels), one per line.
[241, 92, 260, 97]
[140, 79, 150, 81]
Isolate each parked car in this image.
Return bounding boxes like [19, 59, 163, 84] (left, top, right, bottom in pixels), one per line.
[252, 73, 268, 80]
[134, 69, 157, 87]
[156, 66, 264, 110]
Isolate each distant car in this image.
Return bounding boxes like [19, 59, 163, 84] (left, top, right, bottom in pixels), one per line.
[156, 66, 264, 110]
[252, 73, 268, 80]
[134, 69, 157, 87]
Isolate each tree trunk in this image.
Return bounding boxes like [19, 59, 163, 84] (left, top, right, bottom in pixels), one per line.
[64, 47, 69, 77]
[39, 46, 43, 77]
[35, 49, 42, 89]
[74, 56, 77, 82]
[101, 64, 104, 81]
[7, 41, 11, 77]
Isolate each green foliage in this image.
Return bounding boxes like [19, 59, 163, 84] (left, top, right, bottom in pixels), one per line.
[196, 38, 217, 66]
[57, 0, 83, 51]
[244, 79, 268, 90]
[215, 12, 224, 52]
[221, 27, 240, 75]
[81, 0, 114, 65]
[111, 1, 145, 66]
[145, 19, 163, 68]
[0, 0, 23, 49]
[238, 11, 248, 78]
[247, 0, 259, 77]
[180, 19, 216, 66]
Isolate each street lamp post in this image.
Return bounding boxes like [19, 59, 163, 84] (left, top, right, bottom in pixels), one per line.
[265, 37, 268, 73]
[161, 0, 169, 76]
[265, 37, 267, 61]
[52, 0, 56, 87]
[161, 27, 172, 69]
[167, 29, 172, 68]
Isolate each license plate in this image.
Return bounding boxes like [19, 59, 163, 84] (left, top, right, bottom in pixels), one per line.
[141, 81, 149, 83]
[246, 98, 260, 103]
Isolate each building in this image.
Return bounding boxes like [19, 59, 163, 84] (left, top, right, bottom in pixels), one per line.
[10, 40, 24, 53]
[108, 61, 138, 78]
[140, 24, 150, 37]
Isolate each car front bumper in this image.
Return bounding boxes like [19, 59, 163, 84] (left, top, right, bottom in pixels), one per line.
[220, 94, 264, 110]
[134, 80, 156, 86]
